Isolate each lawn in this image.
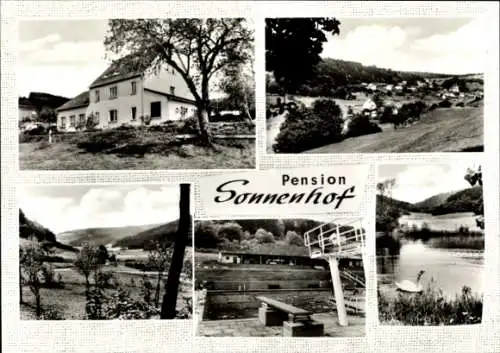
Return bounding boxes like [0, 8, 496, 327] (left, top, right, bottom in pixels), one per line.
[304, 107, 483, 153]
[20, 262, 193, 320]
[19, 128, 255, 170]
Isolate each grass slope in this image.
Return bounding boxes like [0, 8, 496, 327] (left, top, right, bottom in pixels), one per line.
[304, 107, 483, 153]
[114, 220, 186, 249]
[20, 209, 76, 252]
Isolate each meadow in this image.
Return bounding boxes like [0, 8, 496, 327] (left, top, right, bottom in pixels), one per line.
[20, 248, 193, 320]
[19, 124, 255, 170]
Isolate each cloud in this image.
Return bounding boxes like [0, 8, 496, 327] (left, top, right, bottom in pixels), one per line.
[322, 24, 412, 70]
[380, 162, 479, 204]
[19, 186, 181, 234]
[321, 18, 485, 74]
[19, 33, 62, 52]
[17, 63, 108, 98]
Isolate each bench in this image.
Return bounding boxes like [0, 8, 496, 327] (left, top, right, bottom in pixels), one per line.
[256, 296, 324, 337]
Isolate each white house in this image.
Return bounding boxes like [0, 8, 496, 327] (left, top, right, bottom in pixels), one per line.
[56, 91, 89, 132]
[366, 83, 377, 92]
[362, 98, 377, 111]
[385, 84, 394, 92]
[394, 85, 403, 92]
[449, 84, 460, 94]
[57, 54, 197, 131]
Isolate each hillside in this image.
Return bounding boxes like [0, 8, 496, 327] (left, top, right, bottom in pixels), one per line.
[19, 209, 76, 252]
[430, 186, 483, 216]
[267, 58, 455, 95]
[58, 223, 162, 246]
[414, 191, 458, 209]
[377, 186, 483, 218]
[113, 219, 188, 250]
[305, 107, 483, 153]
[24, 92, 69, 111]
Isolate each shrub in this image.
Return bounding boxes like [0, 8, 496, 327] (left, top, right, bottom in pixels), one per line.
[255, 228, 275, 244]
[285, 231, 304, 246]
[95, 271, 118, 289]
[180, 116, 199, 134]
[378, 285, 482, 325]
[455, 102, 465, 107]
[40, 305, 65, 320]
[346, 114, 382, 138]
[86, 287, 159, 320]
[218, 222, 244, 242]
[273, 99, 344, 153]
[140, 115, 152, 126]
[86, 113, 99, 131]
[438, 99, 453, 108]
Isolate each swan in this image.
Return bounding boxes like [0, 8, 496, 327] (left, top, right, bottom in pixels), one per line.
[395, 270, 425, 293]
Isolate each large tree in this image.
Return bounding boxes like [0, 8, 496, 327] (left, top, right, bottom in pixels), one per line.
[104, 19, 254, 145]
[265, 18, 340, 96]
[160, 183, 191, 319]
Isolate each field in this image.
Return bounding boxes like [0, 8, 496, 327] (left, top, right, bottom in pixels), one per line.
[304, 107, 483, 153]
[21, 248, 193, 320]
[20, 139, 255, 170]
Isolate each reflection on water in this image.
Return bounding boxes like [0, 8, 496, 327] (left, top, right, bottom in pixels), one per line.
[399, 212, 481, 232]
[378, 241, 483, 297]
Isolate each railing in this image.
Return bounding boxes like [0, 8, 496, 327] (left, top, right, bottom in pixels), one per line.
[304, 219, 366, 258]
[341, 270, 365, 288]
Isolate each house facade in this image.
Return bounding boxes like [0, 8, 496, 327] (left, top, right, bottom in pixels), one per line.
[56, 91, 89, 132]
[57, 55, 197, 131]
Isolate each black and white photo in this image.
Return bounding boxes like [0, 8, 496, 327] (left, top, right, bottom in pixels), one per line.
[194, 217, 367, 337]
[19, 19, 255, 170]
[18, 183, 193, 320]
[376, 162, 484, 325]
[266, 17, 484, 153]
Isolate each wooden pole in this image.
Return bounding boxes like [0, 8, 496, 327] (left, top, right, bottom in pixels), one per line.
[328, 256, 348, 326]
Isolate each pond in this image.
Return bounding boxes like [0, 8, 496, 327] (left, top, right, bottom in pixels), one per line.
[398, 212, 481, 232]
[378, 241, 484, 297]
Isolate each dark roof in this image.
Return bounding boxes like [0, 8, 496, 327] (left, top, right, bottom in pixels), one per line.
[144, 88, 196, 105]
[56, 91, 89, 112]
[221, 244, 309, 258]
[89, 53, 154, 89]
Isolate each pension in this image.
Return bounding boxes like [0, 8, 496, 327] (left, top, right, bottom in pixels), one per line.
[282, 174, 347, 186]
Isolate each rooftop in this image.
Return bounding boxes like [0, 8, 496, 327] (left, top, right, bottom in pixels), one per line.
[56, 91, 89, 112]
[89, 53, 155, 89]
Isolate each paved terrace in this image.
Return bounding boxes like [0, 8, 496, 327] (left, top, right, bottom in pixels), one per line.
[197, 313, 365, 337]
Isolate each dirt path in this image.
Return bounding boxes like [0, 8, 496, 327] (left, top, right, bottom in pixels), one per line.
[266, 112, 287, 152]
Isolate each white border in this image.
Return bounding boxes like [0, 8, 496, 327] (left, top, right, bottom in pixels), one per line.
[1, 2, 499, 353]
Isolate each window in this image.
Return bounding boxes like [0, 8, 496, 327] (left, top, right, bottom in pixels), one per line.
[79, 114, 85, 124]
[60, 116, 66, 128]
[95, 89, 100, 102]
[150, 101, 161, 118]
[131, 81, 137, 95]
[131, 107, 137, 121]
[109, 109, 118, 123]
[69, 115, 76, 127]
[169, 86, 175, 95]
[109, 86, 118, 99]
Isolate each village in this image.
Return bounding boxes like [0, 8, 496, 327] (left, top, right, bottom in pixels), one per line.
[266, 73, 484, 154]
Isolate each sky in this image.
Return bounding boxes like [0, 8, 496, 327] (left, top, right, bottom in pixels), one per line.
[378, 160, 482, 204]
[321, 17, 485, 75]
[18, 184, 184, 234]
[18, 20, 249, 99]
